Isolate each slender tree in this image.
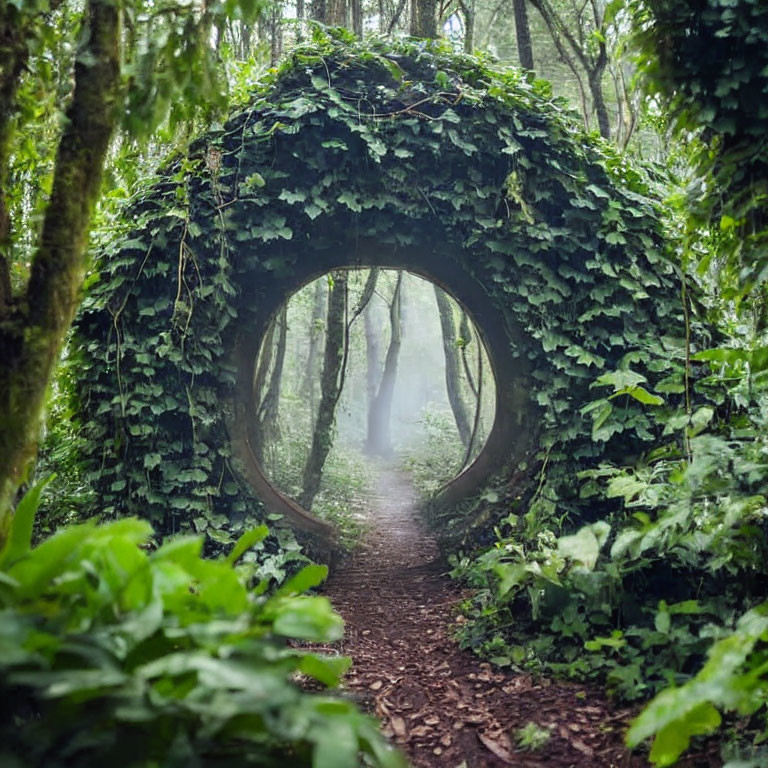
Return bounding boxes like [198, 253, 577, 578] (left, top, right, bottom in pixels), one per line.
[366, 272, 404, 456]
[434, 286, 472, 448]
[0, 0, 263, 546]
[327, 0, 347, 25]
[300, 272, 347, 510]
[310, 0, 327, 23]
[301, 278, 327, 414]
[364, 296, 382, 412]
[512, 0, 534, 70]
[459, 0, 475, 52]
[351, 0, 363, 36]
[0, 0, 120, 540]
[528, 0, 611, 139]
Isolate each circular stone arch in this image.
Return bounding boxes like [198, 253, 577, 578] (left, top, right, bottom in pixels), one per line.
[74, 35, 681, 554]
[228, 237, 534, 545]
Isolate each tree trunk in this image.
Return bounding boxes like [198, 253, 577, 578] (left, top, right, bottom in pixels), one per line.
[462, 0, 475, 52]
[459, 311, 478, 398]
[253, 317, 276, 406]
[310, 0, 327, 23]
[241, 22, 253, 58]
[301, 278, 327, 415]
[588, 46, 611, 140]
[364, 297, 381, 411]
[434, 286, 471, 447]
[0, 9, 31, 321]
[410, 0, 438, 38]
[351, 0, 363, 36]
[269, 4, 282, 66]
[529, 0, 611, 139]
[512, 0, 534, 70]
[387, 0, 409, 34]
[254, 305, 288, 465]
[327, 0, 347, 26]
[366, 272, 403, 457]
[0, 0, 120, 543]
[300, 271, 347, 510]
[296, 0, 305, 40]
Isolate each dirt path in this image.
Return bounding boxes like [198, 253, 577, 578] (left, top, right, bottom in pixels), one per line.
[322, 464, 648, 768]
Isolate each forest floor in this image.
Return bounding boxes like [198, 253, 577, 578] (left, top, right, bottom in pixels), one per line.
[317, 464, 653, 768]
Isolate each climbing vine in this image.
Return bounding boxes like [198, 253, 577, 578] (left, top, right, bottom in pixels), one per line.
[72, 30, 686, 553]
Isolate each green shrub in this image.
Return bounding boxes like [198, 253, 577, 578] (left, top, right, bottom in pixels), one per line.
[401, 406, 463, 497]
[0, 481, 404, 768]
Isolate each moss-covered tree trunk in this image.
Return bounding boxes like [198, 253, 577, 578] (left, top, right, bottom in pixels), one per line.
[0, 5, 30, 320]
[434, 285, 471, 448]
[366, 272, 403, 457]
[300, 271, 347, 510]
[0, 0, 120, 545]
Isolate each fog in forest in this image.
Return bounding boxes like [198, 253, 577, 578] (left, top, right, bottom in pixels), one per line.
[250, 269, 496, 520]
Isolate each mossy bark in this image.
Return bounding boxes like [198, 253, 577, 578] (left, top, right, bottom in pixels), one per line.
[512, 0, 534, 70]
[0, 3, 31, 319]
[0, 0, 120, 544]
[301, 278, 327, 412]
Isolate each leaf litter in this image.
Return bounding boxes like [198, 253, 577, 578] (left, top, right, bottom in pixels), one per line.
[311, 465, 658, 768]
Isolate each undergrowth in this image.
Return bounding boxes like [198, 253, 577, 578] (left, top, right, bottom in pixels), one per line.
[450, 346, 768, 766]
[0, 481, 404, 768]
[400, 406, 463, 498]
[265, 419, 373, 552]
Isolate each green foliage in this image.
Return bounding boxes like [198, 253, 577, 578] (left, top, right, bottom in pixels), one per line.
[266, 419, 373, 552]
[450, 416, 768, 700]
[514, 722, 553, 752]
[71, 31, 683, 550]
[402, 406, 464, 497]
[627, 0, 768, 299]
[627, 604, 768, 767]
[0, 483, 404, 768]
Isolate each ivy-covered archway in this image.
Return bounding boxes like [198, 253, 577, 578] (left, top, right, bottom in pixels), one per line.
[75, 34, 681, 554]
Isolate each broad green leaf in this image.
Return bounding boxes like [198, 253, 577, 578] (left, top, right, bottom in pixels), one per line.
[227, 525, 269, 565]
[648, 704, 721, 767]
[277, 564, 328, 596]
[299, 653, 351, 687]
[311, 717, 359, 768]
[609, 385, 663, 406]
[558, 527, 600, 571]
[494, 563, 528, 597]
[0, 474, 55, 570]
[272, 596, 344, 642]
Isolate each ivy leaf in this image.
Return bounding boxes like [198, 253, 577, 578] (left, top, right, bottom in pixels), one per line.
[337, 191, 362, 212]
[225, 526, 269, 565]
[609, 386, 664, 406]
[144, 453, 162, 470]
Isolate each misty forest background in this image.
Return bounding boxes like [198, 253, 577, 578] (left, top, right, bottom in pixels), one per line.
[1, 1, 768, 767]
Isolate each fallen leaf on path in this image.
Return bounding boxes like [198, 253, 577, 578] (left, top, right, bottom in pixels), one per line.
[391, 716, 406, 737]
[478, 731, 515, 764]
